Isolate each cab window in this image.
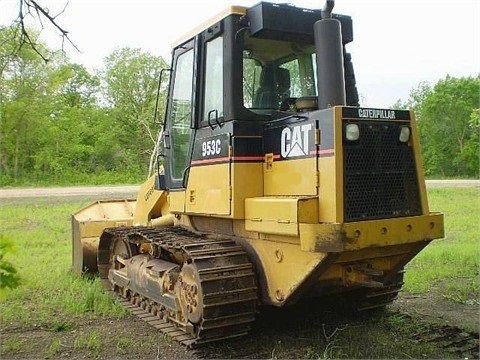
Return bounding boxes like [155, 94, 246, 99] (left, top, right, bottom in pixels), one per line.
[170, 48, 194, 180]
[203, 36, 224, 121]
[242, 34, 317, 114]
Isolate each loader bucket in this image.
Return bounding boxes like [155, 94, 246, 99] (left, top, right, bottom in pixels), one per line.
[72, 199, 136, 275]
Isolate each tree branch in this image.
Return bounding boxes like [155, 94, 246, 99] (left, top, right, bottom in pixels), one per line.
[13, 0, 79, 62]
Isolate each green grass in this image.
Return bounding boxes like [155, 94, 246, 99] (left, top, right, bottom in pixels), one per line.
[73, 331, 101, 357]
[1, 337, 25, 353]
[403, 187, 480, 304]
[2, 189, 477, 313]
[0, 188, 477, 359]
[0, 201, 127, 327]
[44, 338, 61, 358]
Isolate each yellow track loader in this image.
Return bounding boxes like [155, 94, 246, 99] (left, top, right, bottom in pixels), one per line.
[72, 1, 444, 346]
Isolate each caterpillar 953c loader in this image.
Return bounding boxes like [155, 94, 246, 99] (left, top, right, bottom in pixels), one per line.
[72, 0, 444, 346]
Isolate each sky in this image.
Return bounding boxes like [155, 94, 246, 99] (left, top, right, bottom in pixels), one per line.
[1, 0, 479, 108]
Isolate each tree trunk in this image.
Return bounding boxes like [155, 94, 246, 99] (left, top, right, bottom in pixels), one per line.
[14, 128, 19, 182]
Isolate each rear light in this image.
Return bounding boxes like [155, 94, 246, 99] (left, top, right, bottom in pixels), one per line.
[399, 126, 411, 143]
[345, 123, 360, 141]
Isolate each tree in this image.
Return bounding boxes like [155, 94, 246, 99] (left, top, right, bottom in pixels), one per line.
[405, 75, 480, 178]
[102, 47, 168, 178]
[0, 26, 109, 185]
[1, 25, 170, 186]
[33, 63, 105, 178]
[0, 26, 56, 184]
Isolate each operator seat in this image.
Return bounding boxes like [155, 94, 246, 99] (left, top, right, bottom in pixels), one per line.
[253, 67, 291, 109]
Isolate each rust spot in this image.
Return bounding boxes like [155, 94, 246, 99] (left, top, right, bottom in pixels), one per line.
[314, 229, 347, 252]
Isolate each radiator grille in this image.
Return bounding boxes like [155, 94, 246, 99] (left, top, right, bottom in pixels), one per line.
[343, 121, 422, 222]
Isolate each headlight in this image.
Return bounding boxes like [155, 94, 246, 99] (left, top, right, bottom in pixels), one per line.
[399, 126, 411, 143]
[345, 123, 360, 141]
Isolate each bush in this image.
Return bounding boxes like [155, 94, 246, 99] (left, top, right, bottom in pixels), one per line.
[0, 235, 22, 299]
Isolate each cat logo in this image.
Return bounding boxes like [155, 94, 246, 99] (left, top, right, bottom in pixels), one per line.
[281, 123, 312, 158]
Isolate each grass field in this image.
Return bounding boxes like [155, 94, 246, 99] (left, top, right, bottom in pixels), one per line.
[0, 187, 478, 359]
[0, 199, 127, 317]
[403, 187, 480, 304]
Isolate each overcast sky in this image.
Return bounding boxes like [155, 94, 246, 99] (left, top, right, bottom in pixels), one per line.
[1, 0, 479, 107]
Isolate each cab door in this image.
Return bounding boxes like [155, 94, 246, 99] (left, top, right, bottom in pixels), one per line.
[164, 40, 195, 192]
[185, 29, 231, 216]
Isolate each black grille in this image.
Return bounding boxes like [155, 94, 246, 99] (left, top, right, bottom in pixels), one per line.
[343, 121, 422, 222]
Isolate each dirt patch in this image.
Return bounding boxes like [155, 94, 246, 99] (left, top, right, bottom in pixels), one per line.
[391, 292, 479, 359]
[2, 292, 478, 359]
[392, 292, 479, 334]
[1, 316, 196, 360]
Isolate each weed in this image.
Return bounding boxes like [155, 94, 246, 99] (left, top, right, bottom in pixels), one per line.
[442, 281, 480, 305]
[321, 340, 346, 360]
[0, 235, 22, 299]
[74, 331, 101, 357]
[1, 337, 25, 353]
[85, 287, 96, 312]
[48, 320, 75, 332]
[384, 312, 430, 335]
[44, 338, 61, 358]
[73, 335, 86, 349]
[270, 340, 283, 359]
[87, 331, 101, 357]
[304, 346, 319, 359]
[319, 323, 347, 359]
[116, 336, 135, 355]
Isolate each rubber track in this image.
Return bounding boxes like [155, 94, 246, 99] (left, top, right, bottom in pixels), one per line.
[103, 226, 258, 347]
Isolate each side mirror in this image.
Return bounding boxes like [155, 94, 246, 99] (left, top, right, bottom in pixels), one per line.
[154, 68, 172, 125]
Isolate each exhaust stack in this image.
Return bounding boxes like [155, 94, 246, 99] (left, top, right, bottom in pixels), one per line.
[314, 0, 346, 109]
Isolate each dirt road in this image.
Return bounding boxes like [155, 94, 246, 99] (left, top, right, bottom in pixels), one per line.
[0, 185, 139, 198]
[0, 180, 478, 199]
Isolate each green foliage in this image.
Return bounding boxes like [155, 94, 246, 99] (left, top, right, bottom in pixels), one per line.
[73, 331, 101, 357]
[404, 75, 480, 178]
[103, 48, 168, 176]
[0, 26, 168, 186]
[0, 235, 22, 298]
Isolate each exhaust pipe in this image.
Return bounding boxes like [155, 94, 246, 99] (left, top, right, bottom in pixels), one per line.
[314, 0, 346, 109]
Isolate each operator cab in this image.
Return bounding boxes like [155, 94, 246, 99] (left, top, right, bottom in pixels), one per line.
[165, 2, 355, 123]
[161, 2, 358, 190]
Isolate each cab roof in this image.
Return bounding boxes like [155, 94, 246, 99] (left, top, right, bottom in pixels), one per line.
[171, 2, 353, 49]
[171, 5, 247, 49]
